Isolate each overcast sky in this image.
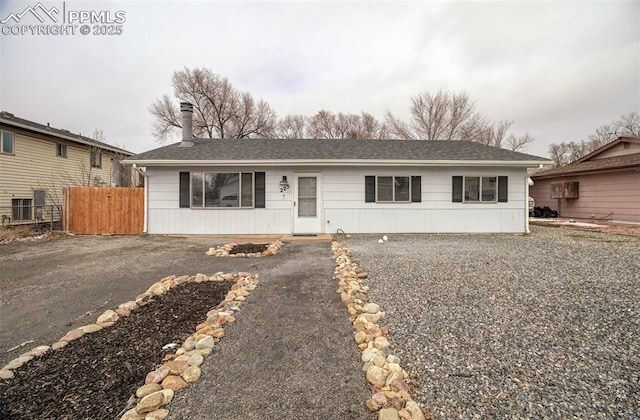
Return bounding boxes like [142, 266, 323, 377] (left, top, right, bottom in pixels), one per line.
[0, 0, 638, 157]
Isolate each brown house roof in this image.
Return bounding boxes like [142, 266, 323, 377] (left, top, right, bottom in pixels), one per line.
[532, 136, 640, 179]
[532, 152, 640, 179]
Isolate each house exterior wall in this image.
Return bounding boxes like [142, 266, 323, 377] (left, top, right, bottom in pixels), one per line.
[529, 170, 640, 222]
[593, 142, 640, 159]
[0, 127, 120, 219]
[145, 166, 529, 234]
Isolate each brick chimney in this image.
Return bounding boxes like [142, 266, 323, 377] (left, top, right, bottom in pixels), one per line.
[180, 102, 194, 147]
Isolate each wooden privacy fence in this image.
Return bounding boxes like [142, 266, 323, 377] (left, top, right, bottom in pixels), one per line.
[63, 187, 144, 235]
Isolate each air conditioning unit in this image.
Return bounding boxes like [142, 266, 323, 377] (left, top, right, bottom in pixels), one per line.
[564, 182, 579, 199]
[550, 182, 579, 199]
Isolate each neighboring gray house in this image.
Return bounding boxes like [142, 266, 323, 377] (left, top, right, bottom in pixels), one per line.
[125, 103, 552, 235]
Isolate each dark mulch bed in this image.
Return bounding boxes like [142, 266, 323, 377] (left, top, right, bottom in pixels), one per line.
[229, 243, 268, 254]
[0, 280, 232, 419]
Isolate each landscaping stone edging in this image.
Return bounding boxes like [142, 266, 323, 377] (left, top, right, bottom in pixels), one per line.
[0, 271, 259, 420]
[205, 240, 283, 257]
[332, 241, 426, 420]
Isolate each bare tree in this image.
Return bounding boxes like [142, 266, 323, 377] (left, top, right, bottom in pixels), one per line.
[150, 67, 277, 141]
[386, 89, 476, 140]
[471, 119, 513, 148]
[587, 124, 616, 146]
[547, 143, 567, 167]
[305, 110, 388, 139]
[548, 112, 640, 167]
[347, 112, 389, 139]
[307, 110, 347, 139]
[384, 111, 416, 139]
[504, 133, 534, 152]
[386, 89, 534, 151]
[275, 115, 308, 139]
[612, 112, 640, 136]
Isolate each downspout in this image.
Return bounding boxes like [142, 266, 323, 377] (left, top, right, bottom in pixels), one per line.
[526, 175, 533, 234]
[133, 164, 149, 234]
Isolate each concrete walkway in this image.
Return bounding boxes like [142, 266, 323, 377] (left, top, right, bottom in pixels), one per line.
[167, 242, 374, 419]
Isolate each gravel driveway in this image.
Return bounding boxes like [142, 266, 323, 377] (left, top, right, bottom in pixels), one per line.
[343, 226, 639, 418]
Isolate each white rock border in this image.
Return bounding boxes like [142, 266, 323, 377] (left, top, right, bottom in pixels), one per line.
[332, 241, 426, 420]
[205, 240, 283, 257]
[0, 271, 259, 420]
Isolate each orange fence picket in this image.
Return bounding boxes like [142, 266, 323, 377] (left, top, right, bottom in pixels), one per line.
[63, 187, 143, 235]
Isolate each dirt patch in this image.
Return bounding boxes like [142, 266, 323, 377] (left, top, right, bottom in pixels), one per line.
[229, 243, 269, 254]
[531, 218, 640, 237]
[0, 281, 232, 419]
[0, 226, 51, 243]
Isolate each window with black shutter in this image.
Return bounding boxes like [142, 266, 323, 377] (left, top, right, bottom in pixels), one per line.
[411, 176, 421, 202]
[452, 176, 463, 202]
[453, 175, 508, 203]
[365, 176, 376, 202]
[255, 172, 266, 208]
[498, 176, 508, 202]
[366, 175, 421, 203]
[179, 172, 190, 208]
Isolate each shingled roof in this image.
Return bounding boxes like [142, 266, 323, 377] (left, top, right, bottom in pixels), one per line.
[125, 138, 551, 167]
[532, 136, 640, 179]
[532, 152, 640, 179]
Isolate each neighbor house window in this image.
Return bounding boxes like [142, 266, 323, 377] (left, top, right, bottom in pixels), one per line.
[191, 172, 254, 208]
[452, 176, 508, 203]
[365, 175, 421, 203]
[1, 130, 14, 154]
[91, 150, 101, 168]
[12, 198, 32, 220]
[56, 143, 67, 157]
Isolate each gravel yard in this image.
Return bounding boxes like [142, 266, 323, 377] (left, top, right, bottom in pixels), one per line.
[344, 226, 639, 418]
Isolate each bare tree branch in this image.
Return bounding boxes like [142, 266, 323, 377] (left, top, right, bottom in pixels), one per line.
[505, 132, 534, 151]
[275, 114, 308, 139]
[306, 110, 388, 139]
[548, 111, 639, 166]
[613, 112, 640, 136]
[149, 95, 180, 142]
[384, 110, 416, 140]
[150, 67, 277, 142]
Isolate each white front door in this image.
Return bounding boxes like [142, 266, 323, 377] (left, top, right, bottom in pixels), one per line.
[293, 172, 322, 234]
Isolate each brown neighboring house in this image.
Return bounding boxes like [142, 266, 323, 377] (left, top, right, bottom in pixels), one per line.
[530, 136, 640, 223]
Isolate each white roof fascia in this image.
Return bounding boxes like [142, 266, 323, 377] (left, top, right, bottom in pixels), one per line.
[124, 159, 553, 168]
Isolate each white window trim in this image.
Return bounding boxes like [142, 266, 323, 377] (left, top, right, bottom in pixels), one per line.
[375, 175, 411, 203]
[190, 171, 255, 209]
[12, 198, 33, 220]
[56, 143, 68, 158]
[1, 130, 15, 155]
[463, 176, 498, 203]
[90, 150, 102, 168]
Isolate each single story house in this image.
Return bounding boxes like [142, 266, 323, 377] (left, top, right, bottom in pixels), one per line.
[125, 103, 552, 235]
[530, 136, 640, 223]
[0, 111, 135, 224]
